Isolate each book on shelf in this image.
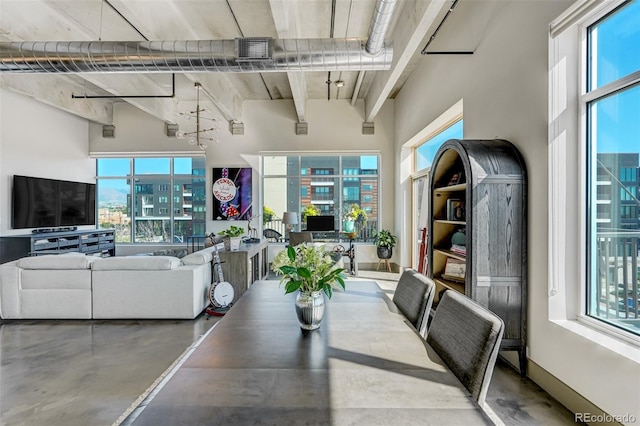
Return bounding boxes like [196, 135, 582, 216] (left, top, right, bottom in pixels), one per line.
[443, 257, 466, 279]
[450, 244, 466, 256]
[441, 274, 466, 283]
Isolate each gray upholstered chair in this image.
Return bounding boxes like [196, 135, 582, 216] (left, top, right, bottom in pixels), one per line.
[426, 290, 504, 407]
[263, 228, 283, 242]
[288, 231, 314, 247]
[392, 269, 436, 338]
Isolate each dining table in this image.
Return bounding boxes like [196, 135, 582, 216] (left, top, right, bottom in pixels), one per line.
[123, 280, 493, 425]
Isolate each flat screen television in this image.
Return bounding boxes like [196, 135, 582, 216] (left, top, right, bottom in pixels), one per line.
[306, 215, 335, 232]
[12, 175, 96, 229]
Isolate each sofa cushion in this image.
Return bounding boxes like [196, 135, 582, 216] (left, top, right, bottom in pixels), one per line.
[17, 254, 95, 270]
[181, 251, 213, 265]
[91, 256, 181, 271]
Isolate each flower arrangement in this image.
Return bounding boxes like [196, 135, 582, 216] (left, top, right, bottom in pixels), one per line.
[272, 243, 346, 298]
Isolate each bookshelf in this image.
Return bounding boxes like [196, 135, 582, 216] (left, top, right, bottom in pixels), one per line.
[428, 139, 528, 375]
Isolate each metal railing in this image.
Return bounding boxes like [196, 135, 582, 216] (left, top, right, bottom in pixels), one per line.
[595, 232, 640, 321]
[263, 219, 378, 242]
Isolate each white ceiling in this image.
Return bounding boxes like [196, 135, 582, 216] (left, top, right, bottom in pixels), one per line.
[0, 0, 491, 131]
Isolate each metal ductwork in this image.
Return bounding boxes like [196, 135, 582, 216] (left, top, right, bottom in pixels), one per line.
[366, 0, 397, 55]
[0, 38, 392, 73]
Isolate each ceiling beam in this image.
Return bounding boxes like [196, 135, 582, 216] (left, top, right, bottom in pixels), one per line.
[269, 0, 307, 123]
[0, 0, 182, 124]
[0, 74, 113, 124]
[365, 0, 448, 122]
[106, 0, 244, 124]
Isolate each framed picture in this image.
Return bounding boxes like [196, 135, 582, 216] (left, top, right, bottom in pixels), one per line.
[212, 167, 253, 220]
[447, 199, 465, 221]
[447, 170, 464, 186]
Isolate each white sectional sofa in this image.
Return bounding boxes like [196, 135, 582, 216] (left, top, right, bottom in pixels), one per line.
[0, 248, 214, 320]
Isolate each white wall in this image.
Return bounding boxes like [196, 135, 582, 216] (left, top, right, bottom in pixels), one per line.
[0, 88, 95, 235]
[394, 0, 639, 421]
[89, 98, 396, 264]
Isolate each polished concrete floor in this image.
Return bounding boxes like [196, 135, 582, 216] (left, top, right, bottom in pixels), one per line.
[0, 272, 578, 426]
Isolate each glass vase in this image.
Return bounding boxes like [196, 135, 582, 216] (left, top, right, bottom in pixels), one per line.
[295, 290, 325, 330]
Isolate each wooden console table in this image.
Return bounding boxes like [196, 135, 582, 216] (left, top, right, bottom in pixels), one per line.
[218, 239, 269, 303]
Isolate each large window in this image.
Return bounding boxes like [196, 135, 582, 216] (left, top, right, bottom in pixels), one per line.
[586, 0, 640, 335]
[97, 157, 206, 243]
[262, 154, 380, 241]
[415, 119, 463, 171]
[412, 117, 463, 269]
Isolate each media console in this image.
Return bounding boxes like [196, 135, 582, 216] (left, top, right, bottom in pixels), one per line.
[0, 229, 115, 264]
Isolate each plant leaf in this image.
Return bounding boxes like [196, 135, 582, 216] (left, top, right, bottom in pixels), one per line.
[287, 245, 296, 261]
[297, 267, 312, 279]
[284, 280, 301, 294]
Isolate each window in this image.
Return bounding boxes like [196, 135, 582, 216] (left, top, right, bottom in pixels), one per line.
[97, 157, 206, 243]
[415, 119, 463, 171]
[585, 0, 640, 335]
[262, 154, 380, 241]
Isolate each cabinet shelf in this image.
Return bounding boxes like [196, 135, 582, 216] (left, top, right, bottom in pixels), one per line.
[434, 277, 466, 294]
[428, 139, 527, 375]
[434, 182, 467, 193]
[434, 219, 466, 226]
[433, 248, 466, 261]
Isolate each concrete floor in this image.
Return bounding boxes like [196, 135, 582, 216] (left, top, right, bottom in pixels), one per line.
[0, 273, 578, 426]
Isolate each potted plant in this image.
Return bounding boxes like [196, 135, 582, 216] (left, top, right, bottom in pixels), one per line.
[219, 225, 245, 251]
[271, 243, 346, 330]
[342, 204, 367, 235]
[373, 229, 397, 259]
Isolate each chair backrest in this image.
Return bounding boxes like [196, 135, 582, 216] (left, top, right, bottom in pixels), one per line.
[392, 269, 435, 337]
[263, 228, 283, 242]
[288, 231, 314, 246]
[426, 290, 504, 406]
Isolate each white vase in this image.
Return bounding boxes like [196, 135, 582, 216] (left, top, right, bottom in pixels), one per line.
[230, 236, 242, 251]
[295, 290, 325, 330]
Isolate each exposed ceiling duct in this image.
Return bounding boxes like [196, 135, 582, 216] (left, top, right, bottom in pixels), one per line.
[366, 0, 397, 55]
[0, 38, 392, 73]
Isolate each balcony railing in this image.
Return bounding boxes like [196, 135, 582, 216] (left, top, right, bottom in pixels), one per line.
[263, 219, 378, 242]
[595, 232, 640, 323]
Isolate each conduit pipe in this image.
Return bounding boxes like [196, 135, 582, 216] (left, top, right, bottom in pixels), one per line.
[0, 38, 392, 73]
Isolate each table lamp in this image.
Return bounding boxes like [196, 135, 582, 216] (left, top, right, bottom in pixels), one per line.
[282, 212, 298, 239]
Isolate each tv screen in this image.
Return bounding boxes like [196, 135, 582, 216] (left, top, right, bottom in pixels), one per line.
[12, 175, 96, 229]
[306, 215, 335, 232]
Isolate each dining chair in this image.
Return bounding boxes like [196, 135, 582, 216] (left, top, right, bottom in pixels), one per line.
[426, 290, 504, 407]
[263, 228, 283, 242]
[392, 269, 435, 338]
[288, 231, 314, 247]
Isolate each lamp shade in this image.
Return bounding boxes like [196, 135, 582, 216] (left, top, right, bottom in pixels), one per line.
[282, 212, 299, 225]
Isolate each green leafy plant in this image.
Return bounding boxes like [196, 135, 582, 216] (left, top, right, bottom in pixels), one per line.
[263, 205, 275, 225]
[218, 225, 245, 237]
[271, 243, 346, 298]
[373, 229, 398, 249]
[342, 204, 368, 230]
[301, 204, 321, 223]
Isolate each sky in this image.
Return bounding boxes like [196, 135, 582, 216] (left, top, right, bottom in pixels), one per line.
[593, 0, 640, 155]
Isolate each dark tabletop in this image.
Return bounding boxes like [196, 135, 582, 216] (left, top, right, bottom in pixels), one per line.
[125, 280, 491, 425]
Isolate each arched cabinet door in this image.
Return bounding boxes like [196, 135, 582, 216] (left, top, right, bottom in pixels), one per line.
[428, 138, 528, 376]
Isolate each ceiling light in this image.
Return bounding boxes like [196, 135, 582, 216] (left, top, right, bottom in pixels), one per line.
[175, 82, 219, 149]
[335, 80, 345, 87]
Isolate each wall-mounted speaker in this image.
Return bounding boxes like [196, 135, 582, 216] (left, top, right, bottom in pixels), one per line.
[165, 123, 179, 137]
[102, 125, 115, 138]
[295, 122, 308, 135]
[229, 121, 245, 135]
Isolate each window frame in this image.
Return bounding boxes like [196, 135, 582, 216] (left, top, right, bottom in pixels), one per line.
[95, 155, 206, 244]
[260, 152, 381, 241]
[549, 0, 640, 346]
